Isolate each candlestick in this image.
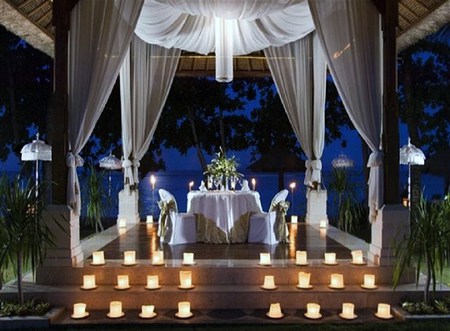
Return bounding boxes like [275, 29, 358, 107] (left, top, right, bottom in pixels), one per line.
[267, 303, 283, 318]
[152, 251, 165, 265]
[340, 303, 357, 320]
[150, 174, 156, 191]
[251, 178, 256, 191]
[297, 271, 313, 289]
[259, 252, 271, 266]
[295, 250, 308, 265]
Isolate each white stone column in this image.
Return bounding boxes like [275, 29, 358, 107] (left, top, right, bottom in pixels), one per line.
[40, 205, 83, 267]
[368, 204, 410, 266]
[305, 189, 328, 225]
[117, 185, 140, 225]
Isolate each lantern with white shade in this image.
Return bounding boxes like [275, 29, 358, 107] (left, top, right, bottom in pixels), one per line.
[107, 301, 124, 318]
[375, 303, 393, 319]
[139, 305, 156, 319]
[176, 301, 192, 318]
[267, 303, 283, 319]
[304, 303, 321, 319]
[297, 272, 313, 289]
[261, 275, 276, 290]
[71, 303, 89, 319]
[340, 303, 357, 320]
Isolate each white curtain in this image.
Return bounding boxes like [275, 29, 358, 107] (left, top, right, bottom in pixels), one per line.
[68, 0, 143, 215]
[264, 32, 327, 187]
[135, 0, 315, 55]
[120, 34, 181, 186]
[308, 0, 383, 221]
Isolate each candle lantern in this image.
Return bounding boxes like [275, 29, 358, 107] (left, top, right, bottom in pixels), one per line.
[329, 273, 345, 289]
[71, 303, 89, 319]
[305, 303, 321, 319]
[81, 274, 97, 290]
[375, 303, 393, 319]
[267, 303, 283, 318]
[182, 252, 195, 265]
[91, 251, 105, 265]
[152, 251, 164, 265]
[295, 250, 308, 265]
[118, 218, 127, 228]
[123, 250, 136, 266]
[340, 303, 357, 320]
[145, 275, 160, 290]
[115, 275, 130, 290]
[261, 275, 276, 290]
[179, 271, 193, 289]
[291, 215, 298, 224]
[324, 252, 337, 265]
[259, 253, 271, 266]
[319, 220, 328, 228]
[176, 301, 192, 318]
[362, 274, 377, 289]
[108, 301, 124, 318]
[351, 250, 365, 265]
[146, 215, 154, 223]
[297, 272, 313, 289]
[140, 305, 156, 319]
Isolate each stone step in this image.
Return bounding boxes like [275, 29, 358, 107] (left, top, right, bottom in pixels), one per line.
[36, 261, 412, 286]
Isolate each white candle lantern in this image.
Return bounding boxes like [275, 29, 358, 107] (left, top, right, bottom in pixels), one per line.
[81, 275, 96, 290]
[319, 219, 328, 228]
[140, 305, 155, 318]
[267, 303, 283, 318]
[123, 251, 136, 265]
[182, 252, 195, 265]
[176, 301, 192, 318]
[291, 215, 298, 224]
[91, 251, 105, 265]
[118, 218, 127, 228]
[324, 252, 337, 265]
[146, 275, 160, 289]
[108, 301, 124, 318]
[71, 303, 88, 319]
[259, 253, 271, 265]
[295, 251, 308, 265]
[376, 303, 393, 319]
[152, 251, 164, 265]
[115, 275, 130, 290]
[340, 303, 357, 319]
[251, 178, 256, 191]
[329, 273, 345, 289]
[261, 275, 276, 290]
[351, 250, 365, 265]
[362, 274, 377, 289]
[146, 215, 154, 223]
[179, 271, 193, 289]
[305, 303, 321, 319]
[297, 272, 312, 289]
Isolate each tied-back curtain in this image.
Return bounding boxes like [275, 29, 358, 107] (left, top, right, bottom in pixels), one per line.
[308, 0, 383, 222]
[68, 0, 143, 215]
[264, 31, 327, 186]
[120, 34, 181, 186]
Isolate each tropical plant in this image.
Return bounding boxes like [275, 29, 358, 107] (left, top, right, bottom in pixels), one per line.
[0, 175, 56, 304]
[85, 166, 108, 233]
[204, 147, 242, 179]
[393, 194, 450, 304]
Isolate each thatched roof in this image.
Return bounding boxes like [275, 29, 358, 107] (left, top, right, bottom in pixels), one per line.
[1, 0, 449, 76]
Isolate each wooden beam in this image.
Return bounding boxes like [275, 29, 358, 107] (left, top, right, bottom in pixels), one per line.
[382, 0, 400, 204]
[28, 1, 48, 17]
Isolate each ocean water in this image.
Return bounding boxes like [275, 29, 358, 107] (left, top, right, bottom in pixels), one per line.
[85, 169, 447, 220]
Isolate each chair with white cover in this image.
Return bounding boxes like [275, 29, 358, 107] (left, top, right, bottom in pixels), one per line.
[248, 189, 290, 245]
[157, 189, 196, 245]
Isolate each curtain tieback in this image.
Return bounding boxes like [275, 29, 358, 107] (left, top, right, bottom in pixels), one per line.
[157, 199, 176, 238]
[367, 150, 383, 167]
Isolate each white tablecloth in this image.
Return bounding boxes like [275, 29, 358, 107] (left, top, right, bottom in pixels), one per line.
[187, 190, 263, 239]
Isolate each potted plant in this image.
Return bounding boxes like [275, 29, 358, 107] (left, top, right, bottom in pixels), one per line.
[393, 194, 450, 309]
[0, 175, 56, 306]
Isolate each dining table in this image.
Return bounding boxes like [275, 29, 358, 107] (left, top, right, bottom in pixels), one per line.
[187, 190, 263, 243]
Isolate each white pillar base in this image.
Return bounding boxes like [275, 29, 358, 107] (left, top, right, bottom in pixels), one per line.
[40, 205, 83, 267]
[117, 187, 140, 225]
[305, 189, 328, 225]
[368, 204, 410, 266]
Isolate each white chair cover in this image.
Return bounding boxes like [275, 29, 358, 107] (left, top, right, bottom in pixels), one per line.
[157, 189, 196, 245]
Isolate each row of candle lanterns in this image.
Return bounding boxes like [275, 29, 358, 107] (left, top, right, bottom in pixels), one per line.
[90, 250, 196, 266]
[72, 300, 393, 320]
[259, 249, 365, 266]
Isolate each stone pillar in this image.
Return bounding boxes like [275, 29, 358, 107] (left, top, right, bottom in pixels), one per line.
[40, 205, 83, 267]
[305, 189, 328, 225]
[117, 186, 140, 225]
[368, 204, 410, 266]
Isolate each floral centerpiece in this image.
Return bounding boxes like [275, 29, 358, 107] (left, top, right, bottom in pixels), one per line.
[204, 148, 242, 189]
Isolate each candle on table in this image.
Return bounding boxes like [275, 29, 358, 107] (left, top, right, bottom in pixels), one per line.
[251, 178, 256, 191]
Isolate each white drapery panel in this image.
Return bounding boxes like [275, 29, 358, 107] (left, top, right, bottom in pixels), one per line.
[308, 0, 383, 221]
[68, 0, 143, 214]
[264, 32, 327, 187]
[135, 0, 315, 56]
[120, 34, 181, 186]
